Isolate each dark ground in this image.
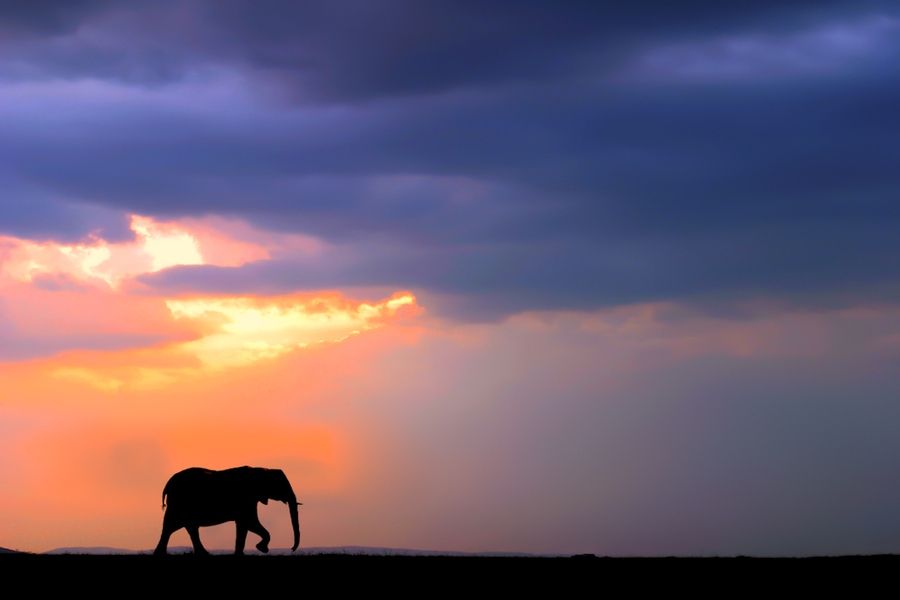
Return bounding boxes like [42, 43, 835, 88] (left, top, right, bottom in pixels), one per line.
[2, 553, 897, 594]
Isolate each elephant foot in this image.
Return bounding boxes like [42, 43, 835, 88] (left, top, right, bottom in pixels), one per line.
[153, 548, 167, 557]
[193, 548, 210, 557]
[256, 540, 269, 554]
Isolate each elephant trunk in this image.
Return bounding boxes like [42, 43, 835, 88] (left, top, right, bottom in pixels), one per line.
[288, 494, 300, 551]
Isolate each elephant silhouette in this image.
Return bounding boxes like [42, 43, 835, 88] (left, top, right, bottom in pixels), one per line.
[154, 466, 302, 556]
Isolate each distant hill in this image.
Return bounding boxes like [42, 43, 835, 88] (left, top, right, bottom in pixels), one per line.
[47, 546, 143, 555]
[45, 545, 542, 557]
[0, 547, 21, 554]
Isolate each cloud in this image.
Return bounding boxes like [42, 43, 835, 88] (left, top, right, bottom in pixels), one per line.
[0, 1, 110, 37]
[0, 213, 418, 362]
[0, 284, 418, 386]
[0, 2, 898, 320]
[0, 214, 266, 287]
[165, 291, 418, 369]
[625, 14, 900, 82]
[0, 185, 131, 243]
[3, 2, 892, 99]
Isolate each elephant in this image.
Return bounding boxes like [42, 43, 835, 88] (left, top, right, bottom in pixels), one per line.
[154, 466, 301, 556]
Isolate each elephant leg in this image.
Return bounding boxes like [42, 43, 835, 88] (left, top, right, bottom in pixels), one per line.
[187, 526, 209, 556]
[234, 522, 249, 555]
[154, 513, 180, 556]
[247, 516, 271, 553]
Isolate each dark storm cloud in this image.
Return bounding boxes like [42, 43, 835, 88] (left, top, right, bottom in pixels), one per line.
[0, 180, 132, 242]
[2, 1, 899, 317]
[142, 216, 900, 320]
[0, 1, 886, 97]
[0, 0, 109, 36]
[197, 0, 823, 101]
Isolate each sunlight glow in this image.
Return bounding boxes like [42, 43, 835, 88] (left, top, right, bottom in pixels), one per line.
[0, 219, 420, 391]
[166, 291, 419, 368]
[1, 237, 117, 284]
[9, 290, 421, 393]
[0, 214, 262, 287]
[52, 367, 125, 392]
[130, 215, 204, 272]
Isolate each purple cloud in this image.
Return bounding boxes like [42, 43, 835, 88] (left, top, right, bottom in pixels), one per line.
[1, 1, 898, 319]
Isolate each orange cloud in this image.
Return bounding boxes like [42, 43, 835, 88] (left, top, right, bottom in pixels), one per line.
[19, 290, 421, 393]
[0, 214, 269, 288]
[0, 215, 415, 369]
[166, 291, 419, 368]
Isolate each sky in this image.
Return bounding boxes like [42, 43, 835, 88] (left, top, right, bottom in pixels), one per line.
[1, 1, 899, 555]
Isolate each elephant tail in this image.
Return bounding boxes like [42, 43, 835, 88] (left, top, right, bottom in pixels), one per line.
[161, 482, 169, 511]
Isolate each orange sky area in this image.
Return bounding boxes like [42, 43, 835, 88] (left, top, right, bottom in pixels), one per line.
[3, 214, 899, 554]
[0, 215, 421, 552]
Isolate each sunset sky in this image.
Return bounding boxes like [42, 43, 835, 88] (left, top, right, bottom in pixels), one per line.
[1, 1, 900, 555]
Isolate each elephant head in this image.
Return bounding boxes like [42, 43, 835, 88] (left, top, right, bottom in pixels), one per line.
[254, 468, 302, 551]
